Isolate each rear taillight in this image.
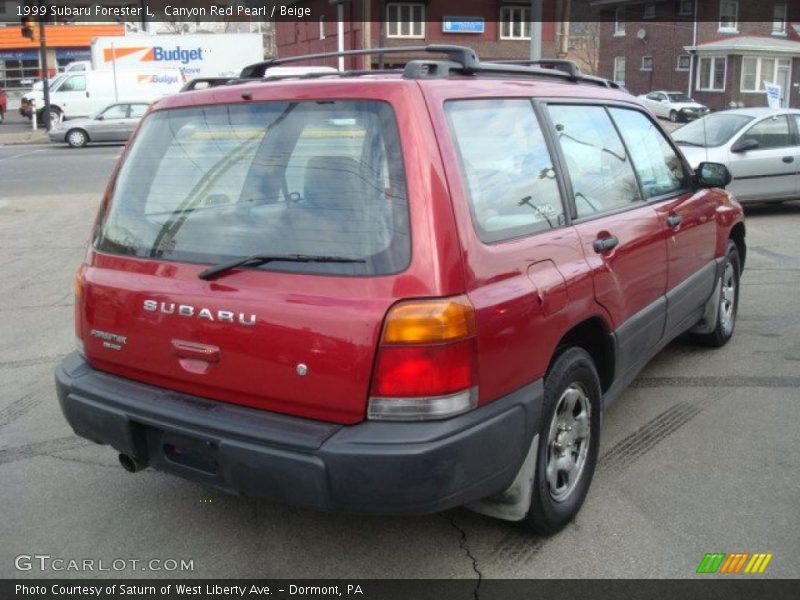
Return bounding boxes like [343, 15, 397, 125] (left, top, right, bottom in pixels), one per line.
[74, 264, 86, 356]
[368, 296, 478, 421]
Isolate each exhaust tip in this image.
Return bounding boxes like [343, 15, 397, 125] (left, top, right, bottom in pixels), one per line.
[118, 453, 148, 473]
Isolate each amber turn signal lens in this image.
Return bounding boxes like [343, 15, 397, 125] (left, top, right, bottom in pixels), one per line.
[74, 264, 87, 298]
[381, 296, 476, 344]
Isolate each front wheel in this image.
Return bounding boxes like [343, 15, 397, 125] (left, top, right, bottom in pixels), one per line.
[693, 240, 741, 347]
[66, 128, 88, 148]
[669, 110, 679, 122]
[522, 347, 601, 535]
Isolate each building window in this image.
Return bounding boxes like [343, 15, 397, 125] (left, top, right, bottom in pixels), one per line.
[641, 56, 653, 71]
[643, 3, 656, 19]
[773, 4, 787, 35]
[741, 57, 789, 92]
[613, 56, 626, 85]
[678, 0, 694, 15]
[697, 56, 726, 91]
[614, 7, 625, 36]
[676, 55, 691, 71]
[386, 3, 425, 39]
[718, 0, 738, 32]
[500, 6, 531, 40]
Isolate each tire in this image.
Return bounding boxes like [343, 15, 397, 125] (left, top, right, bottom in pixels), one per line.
[45, 107, 62, 127]
[0, 111, 4, 124]
[66, 128, 88, 148]
[522, 347, 602, 535]
[669, 110, 679, 123]
[693, 240, 741, 347]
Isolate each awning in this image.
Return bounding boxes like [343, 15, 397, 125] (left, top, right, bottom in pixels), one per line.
[685, 35, 800, 55]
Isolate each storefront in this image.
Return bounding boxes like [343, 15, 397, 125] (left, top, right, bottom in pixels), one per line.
[0, 24, 123, 91]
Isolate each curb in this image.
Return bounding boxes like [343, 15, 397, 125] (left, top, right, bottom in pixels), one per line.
[0, 133, 50, 146]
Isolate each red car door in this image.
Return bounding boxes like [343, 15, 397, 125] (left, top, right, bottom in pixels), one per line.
[545, 103, 668, 378]
[608, 107, 718, 337]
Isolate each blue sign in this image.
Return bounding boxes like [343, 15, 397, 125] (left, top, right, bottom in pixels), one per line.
[0, 50, 39, 61]
[56, 49, 91, 60]
[442, 17, 485, 34]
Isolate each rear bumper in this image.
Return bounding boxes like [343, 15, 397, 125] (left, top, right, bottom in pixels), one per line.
[55, 352, 542, 514]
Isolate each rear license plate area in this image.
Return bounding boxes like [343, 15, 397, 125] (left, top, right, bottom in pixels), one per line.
[147, 429, 219, 476]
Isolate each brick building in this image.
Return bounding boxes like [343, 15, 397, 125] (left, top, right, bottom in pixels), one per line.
[275, 1, 562, 69]
[597, 0, 800, 109]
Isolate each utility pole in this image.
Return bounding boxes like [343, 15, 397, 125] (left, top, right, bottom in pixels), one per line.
[37, 8, 51, 130]
[529, 0, 543, 60]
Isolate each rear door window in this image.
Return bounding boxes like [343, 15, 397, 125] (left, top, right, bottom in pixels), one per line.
[445, 99, 565, 243]
[96, 100, 410, 276]
[547, 104, 642, 218]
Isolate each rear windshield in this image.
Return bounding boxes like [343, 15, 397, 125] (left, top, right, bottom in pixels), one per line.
[96, 100, 410, 276]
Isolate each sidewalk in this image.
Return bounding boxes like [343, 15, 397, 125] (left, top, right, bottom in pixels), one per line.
[0, 110, 49, 145]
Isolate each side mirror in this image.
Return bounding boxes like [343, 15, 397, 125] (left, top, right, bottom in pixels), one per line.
[95, 115, 104, 121]
[731, 138, 759, 153]
[696, 162, 732, 188]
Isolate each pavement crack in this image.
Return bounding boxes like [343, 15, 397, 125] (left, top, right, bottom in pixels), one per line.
[442, 513, 482, 599]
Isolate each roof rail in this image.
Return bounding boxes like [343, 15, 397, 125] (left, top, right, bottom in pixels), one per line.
[492, 59, 583, 80]
[238, 45, 623, 90]
[241, 45, 480, 78]
[491, 59, 620, 88]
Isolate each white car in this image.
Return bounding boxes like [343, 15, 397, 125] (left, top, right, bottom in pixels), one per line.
[674, 107, 800, 204]
[639, 90, 710, 122]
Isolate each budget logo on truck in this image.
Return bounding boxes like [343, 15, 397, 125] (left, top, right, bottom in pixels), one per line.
[103, 46, 205, 65]
[137, 74, 180, 85]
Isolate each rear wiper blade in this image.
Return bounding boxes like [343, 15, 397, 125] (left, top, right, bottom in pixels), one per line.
[198, 253, 366, 280]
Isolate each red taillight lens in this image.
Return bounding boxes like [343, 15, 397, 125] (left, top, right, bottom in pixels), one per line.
[368, 296, 478, 421]
[372, 339, 476, 398]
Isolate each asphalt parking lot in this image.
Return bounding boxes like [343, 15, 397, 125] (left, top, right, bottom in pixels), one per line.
[0, 134, 798, 581]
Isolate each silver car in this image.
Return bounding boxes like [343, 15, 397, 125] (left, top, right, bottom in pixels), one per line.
[48, 102, 149, 148]
[674, 107, 800, 204]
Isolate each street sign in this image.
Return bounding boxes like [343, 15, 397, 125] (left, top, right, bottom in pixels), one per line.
[442, 17, 485, 34]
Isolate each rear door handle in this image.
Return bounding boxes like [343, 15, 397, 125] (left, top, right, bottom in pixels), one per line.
[593, 235, 619, 253]
[782, 156, 794, 163]
[667, 214, 683, 228]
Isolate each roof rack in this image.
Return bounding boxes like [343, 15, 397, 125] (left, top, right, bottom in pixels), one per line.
[241, 45, 480, 78]
[239, 45, 622, 89]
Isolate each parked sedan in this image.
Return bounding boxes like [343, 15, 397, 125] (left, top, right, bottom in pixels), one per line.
[674, 107, 800, 204]
[639, 90, 710, 122]
[48, 102, 149, 148]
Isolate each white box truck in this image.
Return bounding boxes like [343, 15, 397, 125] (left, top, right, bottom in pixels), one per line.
[91, 34, 264, 79]
[21, 69, 184, 123]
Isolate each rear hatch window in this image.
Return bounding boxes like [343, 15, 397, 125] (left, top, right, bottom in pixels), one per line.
[96, 100, 410, 276]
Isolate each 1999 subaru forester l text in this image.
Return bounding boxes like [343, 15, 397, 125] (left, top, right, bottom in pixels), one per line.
[55, 46, 745, 534]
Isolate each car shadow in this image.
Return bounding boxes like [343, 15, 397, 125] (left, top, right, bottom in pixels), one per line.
[741, 200, 800, 218]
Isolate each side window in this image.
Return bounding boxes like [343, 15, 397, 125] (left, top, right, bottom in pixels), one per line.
[60, 75, 86, 92]
[547, 104, 641, 218]
[129, 104, 148, 118]
[445, 99, 565, 243]
[738, 115, 792, 149]
[100, 104, 128, 120]
[609, 108, 689, 199]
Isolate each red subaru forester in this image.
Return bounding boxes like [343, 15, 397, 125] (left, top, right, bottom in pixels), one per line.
[56, 46, 745, 534]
